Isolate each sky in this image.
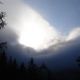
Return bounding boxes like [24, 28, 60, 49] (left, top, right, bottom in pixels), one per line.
[0, 0, 80, 70]
[25, 0, 80, 35]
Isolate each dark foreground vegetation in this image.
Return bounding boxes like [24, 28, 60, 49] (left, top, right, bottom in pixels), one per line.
[0, 50, 80, 80]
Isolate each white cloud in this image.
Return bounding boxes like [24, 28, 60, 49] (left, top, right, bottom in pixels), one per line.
[66, 27, 80, 41]
[0, 0, 80, 52]
[0, 0, 62, 51]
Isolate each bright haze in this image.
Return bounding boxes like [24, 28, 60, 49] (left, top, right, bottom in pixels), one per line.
[0, 0, 80, 50]
[1, 0, 62, 51]
[18, 7, 60, 50]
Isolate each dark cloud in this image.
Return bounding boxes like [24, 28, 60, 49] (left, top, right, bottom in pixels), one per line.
[4, 34, 80, 70]
[35, 38, 80, 70]
[0, 26, 18, 43]
[0, 24, 80, 70]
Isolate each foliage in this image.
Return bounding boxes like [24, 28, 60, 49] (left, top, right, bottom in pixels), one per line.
[0, 12, 6, 29]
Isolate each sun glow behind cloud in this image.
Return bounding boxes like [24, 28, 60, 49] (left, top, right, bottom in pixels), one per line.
[1, 0, 80, 52]
[18, 7, 61, 51]
[1, 0, 62, 51]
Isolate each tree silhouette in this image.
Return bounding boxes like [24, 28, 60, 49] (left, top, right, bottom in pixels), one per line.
[0, 3, 8, 79]
[0, 12, 6, 29]
[19, 63, 27, 79]
[38, 63, 49, 80]
[76, 56, 80, 67]
[20, 63, 25, 71]
[0, 3, 7, 55]
[28, 58, 38, 71]
[27, 58, 39, 80]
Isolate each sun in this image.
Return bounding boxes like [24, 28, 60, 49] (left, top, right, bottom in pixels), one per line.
[19, 21, 47, 50]
[18, 7, 59, 51]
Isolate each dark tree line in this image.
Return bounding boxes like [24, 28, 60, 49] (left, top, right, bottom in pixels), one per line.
[0, 47, 80, 80]
[0, 50, 52, 80]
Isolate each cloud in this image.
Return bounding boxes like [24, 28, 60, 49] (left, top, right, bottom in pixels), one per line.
[0, 0, 63, 51]
[0, 26, 18, 45]
[0, 0, 80, 53]
[35, 33, 80, 70]
[66, 27, 80, 41]
[0, 0, 80, 70]
[0, 0, 79, 51]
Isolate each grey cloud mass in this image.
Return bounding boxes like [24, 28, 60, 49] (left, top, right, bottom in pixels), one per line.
[0, 0, 80, 70]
